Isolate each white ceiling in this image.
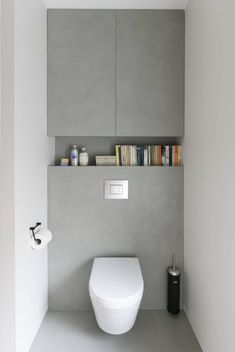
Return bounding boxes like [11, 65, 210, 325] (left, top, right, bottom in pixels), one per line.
[44, 0, 189, 10]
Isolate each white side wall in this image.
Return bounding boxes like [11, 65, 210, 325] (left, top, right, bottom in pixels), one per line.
[14, 0, 54, 351]
[185, 1, 235, 351]
[0, 0, 15, 351]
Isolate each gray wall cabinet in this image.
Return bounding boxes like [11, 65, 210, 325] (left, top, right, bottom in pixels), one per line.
[116, 10, 185, 136]
[48, 10, 185, 137]
[48, 166, 184, 309]
[48, 10, 116, 136]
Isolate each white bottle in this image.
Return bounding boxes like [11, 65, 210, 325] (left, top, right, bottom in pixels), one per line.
[79, 147, 89, 166]
[70, 145, 79, 166]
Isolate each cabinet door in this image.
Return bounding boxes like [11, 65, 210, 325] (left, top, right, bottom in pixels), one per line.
[116, 10, 185, 136]
[48, 10, 115, 136]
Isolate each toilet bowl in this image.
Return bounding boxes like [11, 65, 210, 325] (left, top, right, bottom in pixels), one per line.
[89, 257, 144, 335]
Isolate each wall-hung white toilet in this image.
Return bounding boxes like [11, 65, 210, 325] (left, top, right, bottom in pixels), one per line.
[89, 257, 144, 335]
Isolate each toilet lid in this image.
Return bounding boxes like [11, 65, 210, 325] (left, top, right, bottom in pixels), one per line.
[89, 257, 144, 305]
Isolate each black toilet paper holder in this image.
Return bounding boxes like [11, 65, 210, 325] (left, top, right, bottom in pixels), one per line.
[30, 222, 42, 245]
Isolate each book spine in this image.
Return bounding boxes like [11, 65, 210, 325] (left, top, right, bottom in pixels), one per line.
[121, 145, 126, 166]
[153, 145, 157, 166]
[115, 145, 120, 166]
[132, 145, 135, 166]
[158, 145, 162, 166]
[148, 146, 151, 166]
[162, 145, 166, 166]
[118, 146, 122, 166]
[172, 146, 175, 166]
[174, 145, 178, 166]
[144, 146, 148, 166]
[166, 145, 170, 166]
[121, 146, 124, 166]
[150, 146, 154, 166]
[169, 146, 171, 166]
[178, 145, 181, 166]
[129, 145, 132, 166]
[141, 146, 144, 166]
[157, 146, 159, 166]
[126, 145, 130, 166]
[137, 146, 141, 166]
[133, 145, 137, 166]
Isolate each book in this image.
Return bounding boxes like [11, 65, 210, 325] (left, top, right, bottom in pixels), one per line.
[144, 146, 148, 166]
[115, 145, 120, 166]
[153, 145, 157, 166]
[137, 145, 143, 166]
[172, 146, 175, 166]
[95, 156, 117, 166]
[148, 146, 151, 166]
[161, 146, 166, 166]
[169, 146, 172, 166]
[131, 145, 137, 166]
[121, 145, 126, 166]
[158, 145, 162, 166]
[174, 145, 178, 166]
[126, 145, 130, 166]
[165, 145, 170, 166]
[178, 145, 182, 166]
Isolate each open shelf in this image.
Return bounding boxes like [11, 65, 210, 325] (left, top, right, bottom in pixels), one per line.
[54, 136, 183, 166]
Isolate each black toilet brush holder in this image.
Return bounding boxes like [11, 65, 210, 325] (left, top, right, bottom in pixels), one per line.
[167, 255, 181, 314]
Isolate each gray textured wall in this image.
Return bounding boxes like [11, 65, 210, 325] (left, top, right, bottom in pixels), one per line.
[48, 166, 183, 309]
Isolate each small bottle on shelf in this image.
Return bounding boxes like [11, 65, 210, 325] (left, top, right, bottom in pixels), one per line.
[70, 145, 79, 166]
[79, 147, 89, 166]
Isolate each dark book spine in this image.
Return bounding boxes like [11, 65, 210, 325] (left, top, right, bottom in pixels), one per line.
[137, 146, 141, 166]
[169, 146, 172, 166]
[150, 146, 154, 166]
[141, 146, 144, 165]
[118, 146, 122, 166]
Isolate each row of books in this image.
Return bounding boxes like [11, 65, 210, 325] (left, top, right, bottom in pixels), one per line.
[115, 145, 182, 166]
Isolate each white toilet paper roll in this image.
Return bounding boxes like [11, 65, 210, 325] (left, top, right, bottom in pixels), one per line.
[30, 229, 52, 250]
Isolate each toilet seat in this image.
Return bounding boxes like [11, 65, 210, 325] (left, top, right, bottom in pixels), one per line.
[89, 257, 144, 309]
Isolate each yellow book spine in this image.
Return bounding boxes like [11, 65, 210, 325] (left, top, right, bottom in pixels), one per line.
[115, 145, 120, 166]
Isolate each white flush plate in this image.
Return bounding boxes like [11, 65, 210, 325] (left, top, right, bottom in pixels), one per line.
[104, 180, 128, 199]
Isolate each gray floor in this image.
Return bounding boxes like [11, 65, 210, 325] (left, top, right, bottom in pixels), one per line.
[30, 310, 202, 352]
